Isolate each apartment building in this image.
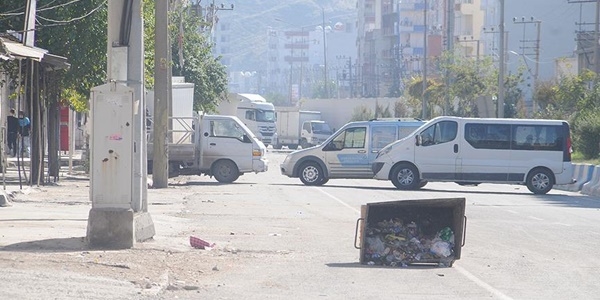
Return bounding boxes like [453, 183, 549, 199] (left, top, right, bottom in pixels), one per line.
[356, 0, 485, 98]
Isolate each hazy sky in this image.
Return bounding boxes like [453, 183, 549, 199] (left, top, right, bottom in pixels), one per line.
[503, 0, 594, 79]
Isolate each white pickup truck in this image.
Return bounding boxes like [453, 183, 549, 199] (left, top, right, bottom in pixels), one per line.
[147, 113, 268, 183]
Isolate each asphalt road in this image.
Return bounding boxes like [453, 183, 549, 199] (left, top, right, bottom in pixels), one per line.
[1, 150, 599, 299]
[171, 150, 600, 299]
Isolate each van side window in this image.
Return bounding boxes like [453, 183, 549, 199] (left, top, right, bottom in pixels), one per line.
[419, 121, 457, 146]
[465, 123, 510, 149]
[399, 126, 421, 140]
[371, 126, 397, 152]
[512, 125, 562, 151]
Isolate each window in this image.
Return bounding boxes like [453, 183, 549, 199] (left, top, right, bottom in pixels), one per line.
[399, 125, 421, 140]
[303, 122, 311, 132]
[245, 110, 255, 121]
[512, 125, 562, 151]
[419, 121, 457, 146]
[371, 126, 397, 151]
[331, 127, 366, 150]
[344, 127, 366, 148]
[465, 123, 510, 149]
[210, 119, 244, 140]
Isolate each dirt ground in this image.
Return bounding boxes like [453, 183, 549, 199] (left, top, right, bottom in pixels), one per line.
[0, 173, 250, 298]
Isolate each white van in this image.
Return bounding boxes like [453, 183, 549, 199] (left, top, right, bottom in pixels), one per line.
[280, 118, 424, 185]
[372, 116, 574, 194]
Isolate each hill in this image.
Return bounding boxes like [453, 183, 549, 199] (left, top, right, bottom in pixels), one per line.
[215, 0, 357, 72]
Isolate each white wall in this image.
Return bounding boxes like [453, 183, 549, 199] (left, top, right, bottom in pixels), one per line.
[298, 97, 411, 131]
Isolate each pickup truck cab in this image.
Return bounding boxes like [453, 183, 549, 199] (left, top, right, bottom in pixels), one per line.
[280, 118, 424, 185]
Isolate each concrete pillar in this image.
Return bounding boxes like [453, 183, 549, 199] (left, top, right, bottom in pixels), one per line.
[87, 0, 154, 249]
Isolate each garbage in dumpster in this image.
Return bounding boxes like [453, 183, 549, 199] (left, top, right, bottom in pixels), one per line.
[355, 198, 466, 267]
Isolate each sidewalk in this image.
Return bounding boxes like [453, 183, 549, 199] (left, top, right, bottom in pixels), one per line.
[0, 160, 222, 299]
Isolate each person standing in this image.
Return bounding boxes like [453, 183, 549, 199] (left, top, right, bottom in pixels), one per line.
[7, 108, 19, 157]
[18, 111, 30, 158]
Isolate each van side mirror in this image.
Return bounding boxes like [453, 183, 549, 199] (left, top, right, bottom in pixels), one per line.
[415, 135, 422, 146]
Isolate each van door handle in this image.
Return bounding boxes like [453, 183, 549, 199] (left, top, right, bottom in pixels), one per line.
[454, 144, 458, 153]
[210, 143, 216, 146]
[358, 150, 366, 153]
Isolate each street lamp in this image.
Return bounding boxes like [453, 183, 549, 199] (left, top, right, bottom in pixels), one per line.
[509, 50, 537, 115]
[316, 9, 332, 99]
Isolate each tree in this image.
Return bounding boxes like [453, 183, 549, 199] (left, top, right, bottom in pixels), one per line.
[143, 0, 228, 112]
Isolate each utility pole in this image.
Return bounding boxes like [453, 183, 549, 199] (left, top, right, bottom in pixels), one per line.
[153, 0, 171, 188]
[498, 0, 505, 118]
[568, 0, 600, 73]
[422, 0, 428, 119]
[445, 0, 455, 115]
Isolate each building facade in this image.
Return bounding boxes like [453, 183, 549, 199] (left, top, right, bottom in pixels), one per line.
[356, 0, 485, 98]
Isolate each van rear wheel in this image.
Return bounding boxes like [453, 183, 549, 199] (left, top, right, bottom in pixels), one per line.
[526, 168, 553, 194]
[391, 163, 420, 190]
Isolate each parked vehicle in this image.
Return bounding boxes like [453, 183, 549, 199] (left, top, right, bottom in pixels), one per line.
[217, 93, 277, 146]
[372, 116, 575, 194]
[280, 118, 424, 185]
[148, 113, 268, 183]
[274, 107, 333, 149]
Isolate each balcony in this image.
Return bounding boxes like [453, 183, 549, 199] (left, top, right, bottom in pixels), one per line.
[399, 1, 425, 11]
[455, 2, 476, 14]
[284, 56, 309, 63]
[283, 43, 309, 50]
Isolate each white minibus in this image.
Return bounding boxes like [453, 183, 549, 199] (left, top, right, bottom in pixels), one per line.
[372, 116, 574, 194]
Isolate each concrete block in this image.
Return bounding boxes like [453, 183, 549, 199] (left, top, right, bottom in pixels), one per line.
[0, 190, 11, 207]
[134, 212, 155, 242]
[87, 208, 135, 249]
[581, 166, 600, 196]
[556, 164, 594, 192]
[86, 208, 156, 249]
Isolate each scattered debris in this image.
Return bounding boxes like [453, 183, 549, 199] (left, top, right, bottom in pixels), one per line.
[190, 236, 215, 249]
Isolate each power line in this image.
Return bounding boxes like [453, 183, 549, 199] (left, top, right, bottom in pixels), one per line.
[36, 0, 106, 25]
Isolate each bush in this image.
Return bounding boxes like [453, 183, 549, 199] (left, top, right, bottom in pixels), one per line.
[572, 112, 600, 159]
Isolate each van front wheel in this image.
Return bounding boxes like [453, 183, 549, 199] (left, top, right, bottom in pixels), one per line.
[391, 163, 420, 190]
[526, 168, 553, 194]
[213, 160, 240, 183]
[299, 162, 324, 186]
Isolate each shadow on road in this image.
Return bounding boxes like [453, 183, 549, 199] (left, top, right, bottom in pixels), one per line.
[269, 183, 600, 209]
[326, 262, 445, 270]
[0, 237, 88, 253]
[167, 181, 254, 187]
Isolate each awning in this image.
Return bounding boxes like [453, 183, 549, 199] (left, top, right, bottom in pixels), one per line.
[0, 36, 69, 69]
[42, 53, 70, 70]
[0, 37, 47, 61]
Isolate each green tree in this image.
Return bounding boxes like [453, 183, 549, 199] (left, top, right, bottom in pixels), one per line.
[143, 0, 228, 112]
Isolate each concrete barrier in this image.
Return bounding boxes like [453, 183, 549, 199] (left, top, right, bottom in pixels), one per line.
[581, 165, 600, 196]
[555, 163, 595, 192]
